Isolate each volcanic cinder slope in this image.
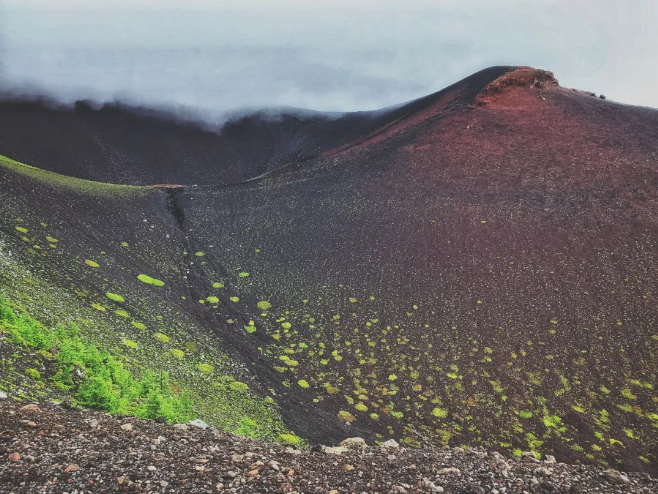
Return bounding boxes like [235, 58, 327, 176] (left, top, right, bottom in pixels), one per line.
[1, 66, 658, 474]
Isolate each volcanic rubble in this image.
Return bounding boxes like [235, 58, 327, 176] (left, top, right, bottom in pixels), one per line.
[0, 398, 656, 493]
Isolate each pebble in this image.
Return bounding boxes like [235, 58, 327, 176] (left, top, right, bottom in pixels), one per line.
[7, 452, 22, 462]
[437, 467, 461, 475]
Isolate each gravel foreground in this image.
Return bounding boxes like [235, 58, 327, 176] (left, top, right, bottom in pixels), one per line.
[0, 399, 656, 494]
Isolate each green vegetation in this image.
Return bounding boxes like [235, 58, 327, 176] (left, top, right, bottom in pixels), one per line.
[197, 364, 213, 373]
[279, 433, 303, 444]
[153, 333, 171, 343]
[106, 292, 125, 303]
[130, 321, 147, 331]
[137, 274, 165, 286]
[25, 368, 41, 380]
[0, 155, 146, 198]
[338, 410, 356, 422]
[85, 260, 100, 268]
[0, 295, 193, 422]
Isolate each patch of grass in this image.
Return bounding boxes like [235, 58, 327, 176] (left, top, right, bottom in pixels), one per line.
[229, 381, 249, 393]
[0, 295, 193, 422]
[137, 274, 165, 287]
[257, 301, 271, 311]
[197, 364, 213, 374]
[130, 321, 147, 331]
[279, 433, 303, 445]
[124, 339, 139, 349]
[25, 368, 41, 380]
[106, 292, 125, 303]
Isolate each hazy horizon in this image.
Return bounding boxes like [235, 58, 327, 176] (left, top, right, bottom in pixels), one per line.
[1, 0, 656, 123]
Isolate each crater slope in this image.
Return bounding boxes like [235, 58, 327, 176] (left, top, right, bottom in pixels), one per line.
[1, 66, 658, 474]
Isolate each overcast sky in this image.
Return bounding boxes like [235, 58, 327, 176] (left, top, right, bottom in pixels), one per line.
[1, 0, 656, 122]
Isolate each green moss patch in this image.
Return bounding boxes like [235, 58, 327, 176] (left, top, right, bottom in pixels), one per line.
[106, 292, 125, 303]
[197, 364, 213, 373]
[137, 274, 165, 287]
[85, 260, 100, 268]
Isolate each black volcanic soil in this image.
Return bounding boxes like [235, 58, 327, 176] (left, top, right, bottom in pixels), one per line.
[0, 66, 509, 187]
[2, 66, 658, 474]
[1, 399, 656, 493]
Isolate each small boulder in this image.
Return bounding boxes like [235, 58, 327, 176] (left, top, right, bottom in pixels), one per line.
[7, 452, 22, 462]
[604, 469, 630, 484]
[0, 391, 7, 399]
[188, 419, 211, 429]
[521, 451, 540, 463]
[437, 467, 461, 475]
[322, 446, 348, 455]
[64, 464, 81, 473]
[339, 437, 367, 450]
[381, 439, 400, 450]
[420, 479, 443, 492]
[121, 423, 133, 432]
[20, 404, 41, 413]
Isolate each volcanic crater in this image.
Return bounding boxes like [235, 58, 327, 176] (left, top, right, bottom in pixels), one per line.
[1, 66, 658, 475]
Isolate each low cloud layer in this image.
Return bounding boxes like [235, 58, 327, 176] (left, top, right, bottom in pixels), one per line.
[1, 0, 656, 123]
